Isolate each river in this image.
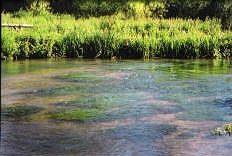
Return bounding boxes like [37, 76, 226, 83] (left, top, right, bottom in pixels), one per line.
[1, 58, 232, 156]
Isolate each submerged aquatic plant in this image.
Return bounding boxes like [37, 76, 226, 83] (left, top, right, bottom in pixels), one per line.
[49, 108, 103, 122]
[1, 105, 43, 117]
[54, 73, 105, 83]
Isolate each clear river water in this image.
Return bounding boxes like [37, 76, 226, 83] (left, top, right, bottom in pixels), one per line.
[1, 58, 232, 156]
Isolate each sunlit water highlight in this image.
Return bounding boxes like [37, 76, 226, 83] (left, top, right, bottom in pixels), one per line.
[1, 59, 232, 156]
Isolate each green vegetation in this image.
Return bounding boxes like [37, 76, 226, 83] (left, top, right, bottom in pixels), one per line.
[54, 73, 105, 83]
[213, 123, 232, 136]
[1, 105, 43, 117]
[48, 0, 232, 30]
[50, 0, 232, 30]
[49, 108, 103, 122]
[1, 0, 232, 60]
[33, 86, 90, 96]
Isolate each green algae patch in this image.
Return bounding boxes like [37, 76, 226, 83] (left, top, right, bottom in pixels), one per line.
[34, 86, 89, 96]
[54, 73, 105, 83]
[50, 109, 104, 122]
[52, 93, 137, 109]
[213, 123, 232, 136]
[1, 105, 44, 117]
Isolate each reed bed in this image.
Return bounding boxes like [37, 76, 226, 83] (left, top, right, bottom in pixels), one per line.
[1, 11, 231, 60]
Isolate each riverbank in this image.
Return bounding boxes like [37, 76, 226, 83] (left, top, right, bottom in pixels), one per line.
[1, 10, 232, 60]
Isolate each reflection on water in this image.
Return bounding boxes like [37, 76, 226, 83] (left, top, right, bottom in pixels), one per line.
[1, 59, 232, 155]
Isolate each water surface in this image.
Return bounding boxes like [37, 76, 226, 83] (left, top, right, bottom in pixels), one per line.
[1, 59, 232, 155]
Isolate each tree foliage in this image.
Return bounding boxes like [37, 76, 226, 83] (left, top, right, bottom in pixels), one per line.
[1, 0, 232, 30]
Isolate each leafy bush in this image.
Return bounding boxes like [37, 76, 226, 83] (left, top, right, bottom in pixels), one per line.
[221, 1, 232, 30]
[217, 33, 232, 58]
[73, 0, 124, 18]
[11, 9, 29, 18]
[29, 0, 51, 17]
[147, 1, 167, 18]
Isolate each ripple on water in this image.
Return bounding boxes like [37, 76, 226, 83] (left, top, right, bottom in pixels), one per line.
[1, 59, 232, 156]
[99, 122, 177, 156]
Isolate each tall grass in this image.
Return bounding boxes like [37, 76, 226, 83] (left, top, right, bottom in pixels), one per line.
[1, 8, 232, 60]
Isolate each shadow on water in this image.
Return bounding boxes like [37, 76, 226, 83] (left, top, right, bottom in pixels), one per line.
[1, 58, 232, 155]
[1, 119, 177, 156]
[98, 122, 177, 156]
[1, 120, 96, 155]
[215, 98, 232, 108]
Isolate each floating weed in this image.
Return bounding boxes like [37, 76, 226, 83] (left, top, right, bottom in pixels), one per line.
[1, 105, 44, 117]
[49, 108, 104, 122]
[224, 123, 232, 135]
[213, 123, 232, 136]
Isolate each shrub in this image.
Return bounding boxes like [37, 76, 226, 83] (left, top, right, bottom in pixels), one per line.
[217, 33, 232, 58]
[29, 0, 51, 17]
[147, 1, 167, 18]
[14, 35, 36, 59]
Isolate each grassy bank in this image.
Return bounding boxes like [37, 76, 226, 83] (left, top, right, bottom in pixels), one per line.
[1, 9, 232, 60]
